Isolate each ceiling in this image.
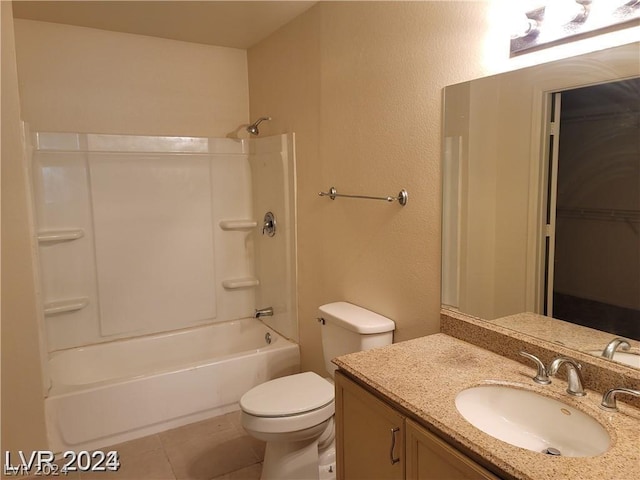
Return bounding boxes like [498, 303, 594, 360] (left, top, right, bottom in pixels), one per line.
[12, 1, 317, 49]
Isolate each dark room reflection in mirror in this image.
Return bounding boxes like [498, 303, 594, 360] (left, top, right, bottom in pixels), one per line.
[547, 78, 640, 340]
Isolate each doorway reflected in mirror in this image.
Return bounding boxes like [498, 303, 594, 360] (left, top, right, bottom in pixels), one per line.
[549, 78, 640, 340]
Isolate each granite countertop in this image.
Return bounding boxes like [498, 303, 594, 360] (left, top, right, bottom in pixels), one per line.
[333, 333, 640, 480]
[489, 312, 640, 358]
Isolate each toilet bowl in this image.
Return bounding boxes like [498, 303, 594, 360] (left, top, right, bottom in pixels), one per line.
[240, 302, 395, 480]
[240, 372, 336, 480]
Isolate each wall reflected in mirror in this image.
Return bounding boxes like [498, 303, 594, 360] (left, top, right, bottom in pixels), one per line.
[441, 42, 640, 368]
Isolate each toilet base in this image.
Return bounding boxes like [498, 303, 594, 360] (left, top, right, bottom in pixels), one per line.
[258, 421, 336, 480]
[318, 461, 336, 480]
[260, 440, 336, 480]
[261, 437, 320, 480]
[318, 439, 336, 480]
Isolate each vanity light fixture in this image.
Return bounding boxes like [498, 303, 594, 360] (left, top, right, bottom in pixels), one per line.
[510, 0, 640, 55]
[543, 0, 590, 26]
[617, 0, 640, 8]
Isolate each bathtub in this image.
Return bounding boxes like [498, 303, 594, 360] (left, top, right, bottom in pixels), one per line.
[45, 319, 300, 453]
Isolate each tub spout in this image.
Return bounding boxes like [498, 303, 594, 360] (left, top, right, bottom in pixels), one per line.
[255, 307, 274, 318]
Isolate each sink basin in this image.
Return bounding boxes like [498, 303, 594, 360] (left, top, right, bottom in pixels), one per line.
[455, 385, 610, 457]
[586, 350, 640, 368]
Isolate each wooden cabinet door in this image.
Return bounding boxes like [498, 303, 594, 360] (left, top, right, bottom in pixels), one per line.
[405, 419, 499, 480]
[335, 371, 405, 480]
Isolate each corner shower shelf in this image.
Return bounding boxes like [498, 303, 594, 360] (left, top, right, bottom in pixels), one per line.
[37, 229, 85, 243]
[222, 277, 260, 289]
[219, 220, 258, 231]
[44, 297, 89, 316]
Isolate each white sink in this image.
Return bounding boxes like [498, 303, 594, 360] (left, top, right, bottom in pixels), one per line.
[586, 350, 640, 368]
[455, 385, 610, 457]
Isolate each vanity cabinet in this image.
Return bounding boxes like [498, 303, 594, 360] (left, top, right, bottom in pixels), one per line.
[335, 371, 498, 480]
[335, 370, 405, 479]
[405, 419, 498, 479]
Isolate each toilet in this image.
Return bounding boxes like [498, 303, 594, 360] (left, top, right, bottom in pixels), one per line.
[240, 301, 395, 480]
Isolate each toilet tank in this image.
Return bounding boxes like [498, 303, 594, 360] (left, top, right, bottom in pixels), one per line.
[318, 302, 395, 377]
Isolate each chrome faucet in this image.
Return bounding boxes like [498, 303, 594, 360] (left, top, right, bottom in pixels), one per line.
[254, 307, 274, 318]
[600, 387, 640, 412]
[601, 338, 631, 359]
[548, 357, 586, 396]
[519, 352, 551, 385]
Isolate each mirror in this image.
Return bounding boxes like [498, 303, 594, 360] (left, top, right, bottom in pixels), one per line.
[441, 42, 640, 368]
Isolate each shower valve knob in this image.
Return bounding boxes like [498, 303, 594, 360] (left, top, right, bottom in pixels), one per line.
[262, 212, 276, 237]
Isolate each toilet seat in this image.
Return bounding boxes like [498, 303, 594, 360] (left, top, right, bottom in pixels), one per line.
[240, 372, 334, 417]
[240, 372, 336, 435]
[241, 401, 335, 435]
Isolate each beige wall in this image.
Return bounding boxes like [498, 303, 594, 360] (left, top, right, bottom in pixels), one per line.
[1, 0, 49, 458]
[13, 19, 249, 136]
[248, 1, 495, 374]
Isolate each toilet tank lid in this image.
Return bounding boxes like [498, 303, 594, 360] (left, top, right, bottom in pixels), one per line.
[318, 302, 395, 334]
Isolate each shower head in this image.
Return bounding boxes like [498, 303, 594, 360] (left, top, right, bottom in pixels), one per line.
[246, 116, 271, 136]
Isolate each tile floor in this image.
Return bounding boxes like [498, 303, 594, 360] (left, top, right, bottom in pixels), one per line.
[31, 411, 264, 480]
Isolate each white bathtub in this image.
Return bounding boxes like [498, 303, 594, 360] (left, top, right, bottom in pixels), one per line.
[45, 319, 300, 452]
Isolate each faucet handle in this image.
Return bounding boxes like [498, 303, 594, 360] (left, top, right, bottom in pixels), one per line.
[519, 351, 551, 385]
[600, 387, 640, 412]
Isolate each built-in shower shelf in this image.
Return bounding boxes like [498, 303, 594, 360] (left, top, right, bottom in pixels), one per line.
[219, 220, 258, 231]
[38, 229, 85, 243]
[44, 297, 89, 316]
[222, 277, 260, 289]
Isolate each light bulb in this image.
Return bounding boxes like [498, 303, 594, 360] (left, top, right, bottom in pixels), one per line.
[511, 13, 539, 39]
[544, 0, 587, 25]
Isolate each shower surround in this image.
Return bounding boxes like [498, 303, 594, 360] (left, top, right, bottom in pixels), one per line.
[28, 131, 299, 452]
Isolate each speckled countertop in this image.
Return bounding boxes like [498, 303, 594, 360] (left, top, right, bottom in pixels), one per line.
[489, 312, 640, 359]
[333, 333, 640, 480]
